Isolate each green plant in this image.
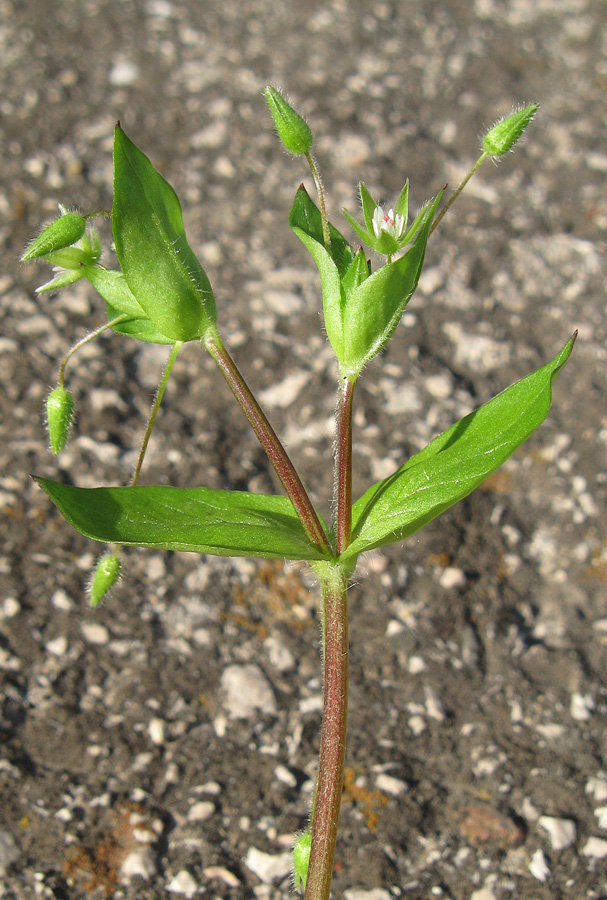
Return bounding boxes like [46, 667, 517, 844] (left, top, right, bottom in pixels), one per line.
[23, 91, 574, 899]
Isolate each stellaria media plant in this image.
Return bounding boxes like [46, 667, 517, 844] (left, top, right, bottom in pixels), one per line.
[23, 91, 575, 898]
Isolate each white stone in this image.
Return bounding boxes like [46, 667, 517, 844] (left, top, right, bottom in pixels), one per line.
[424, 686, 446, 721]
[109, 59, 140, 87]
[203, 865, 241, 887]
[167, 869, 199, 897]
[299, 695, 323, 714]
[375, 773, 408, 797]
[1, 598, 20, 618]
[221, 665, 276, 719]
[244, 847, 292, 884]
[582, 837, 607, 859]
[529, 848, 550, 882]
[570, 692, 594, 721]
[594, 806, 607, 829]
[81, 622, 110, 645]
[148, 718, 166, 745]
[259, 371, 309, 408]
[0, 830, 19, 874]
[187, 801, 215, 822]
[408, 715, 426, 736]
[471, 889, 497, 900]
[538, 815, 576, 850]
[274, 765, 297, 788]
[408, 655, 427, 674]
[120, 846, 156, 880]
[586, 774, 607, 802]
[264, 635, 296, 673]
[438, 566, 466, 589]
[46, 636, 68, 656]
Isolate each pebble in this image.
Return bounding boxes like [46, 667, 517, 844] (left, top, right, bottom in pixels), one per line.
[109, 59, 140, 87]
[244, 847, 292, 884]
[470, 889, 497, 900]
[0, 830, 19, 875]
[424, 686, 446, 722]
[595, 806, 607, 829]
[529, 848, 550, 882]
[586, 774, 607, 802]
[408, 715, 426, 735]
[344, 890, 391, 900]
[274, 765, 297, 788]
[570, 692, 594, 721]
[203, 865, 241, 887]
[538, 815, 576, 850]
[120, 846, 156, 881]
[375, 773, 408, 797]
[148, 717, 166, 745]
[438, 566, 466, 589]
[582, 837, 607, 858]
[264, 635, 296, 673]
[259, 370, 309, 408]
[220, 664, 277, 719]
[187, 801, 215, 822]
[167, 869, 199, 897]
[1, 597, 20, 618]
[80, 622, 110, 645]
[46, 636, 68, 657]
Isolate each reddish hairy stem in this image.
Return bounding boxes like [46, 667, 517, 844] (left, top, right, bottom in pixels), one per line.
[335, 377, 355, 555]
[205, 334, 331, 556]
[305, 572, 349, 900]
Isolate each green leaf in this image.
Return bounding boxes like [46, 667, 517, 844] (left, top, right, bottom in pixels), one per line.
[84, 267, 174, 344]
[394, 180, 409, 220]
[341, 191, 442, 377]
[36, 479, 330, 562]
[112, 126, 217, 343]
[342, 335, 575, 560]
[359, 182, 378, 234]
[289, 185, 354, 276]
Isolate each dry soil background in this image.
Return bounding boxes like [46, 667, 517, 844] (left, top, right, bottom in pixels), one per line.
[1, 1, 606, 899]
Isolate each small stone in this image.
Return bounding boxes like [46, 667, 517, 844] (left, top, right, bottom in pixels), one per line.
[2, 597, 20, 618]
[167, 869, 199, 897]
[221, 664, 277, 719]
[80, 622, 110, 645]
[586, 774, 607, 802]
[529, 848, 550, 882]
[46, 635, 68, 656]
[424, 686, 446, 722]
[109, 59, 140, 86]
[438, 567, 466, 589]
[408, 655, 426, 674]
[148, 717, 166, 745]
[245, 847, 292, 884]
[375, 774, 408, 797]
[274, 765, 297, 788]
[460, 806, 525, 849]
[582, 836, 607, 858]
[408, 715, 426, 735]
[187, 801, 214, 822]
[264, 635, 296, 673]
[538, 815, 576, 850]
[120, 846, 156, 881]
[0, 830, 19, 874]
[570, 692, 594, 721]
[203, 865, 241, 887]
[594, 806, 607, 829]
[470, 889, 497, 900]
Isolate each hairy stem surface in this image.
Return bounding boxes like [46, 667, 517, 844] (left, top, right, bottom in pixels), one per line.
[305, 568, 349, 900]
[335, 377, 355, 556]
[205, 333, 331, 556]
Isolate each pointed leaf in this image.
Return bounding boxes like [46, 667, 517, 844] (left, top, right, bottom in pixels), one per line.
[394, 180, 409, 221]
[342, 336, 575, 560]
[342, 208, 373, 247]
[359, 182, 378, 233]
[112, 126, 216, 342]
[341, 249, 370, 296]
[289, 185, 354, 276]
[341, 191, 442, 377]
[36, 479, 329, 562]
[84, 266, 174, 344]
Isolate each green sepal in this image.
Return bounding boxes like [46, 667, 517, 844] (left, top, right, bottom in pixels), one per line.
[83, 267, 174, 344]
[36, 267, 85, 294]
[293, 832, 312, 892]
[46, 387, 74, 454]
[483, 103, 539, 157]
[89, 552, 121, 607]
[21, 211, 86, 262]
[341, 335, 575, 560]
[112, 126, 217, 343]
[340, 190, 443, 378]
[35, 480, 331, 562]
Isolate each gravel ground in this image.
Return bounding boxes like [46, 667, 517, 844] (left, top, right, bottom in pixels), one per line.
[1, 1, 606, 899]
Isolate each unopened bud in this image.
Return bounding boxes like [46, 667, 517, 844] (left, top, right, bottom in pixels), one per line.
[293, 832, 312, 892]
[264, 86, 313, 155]
[90, 552, 121, 607]
[22, 210, 86, 262]
[45, 386, 74, 454]
[483, 103, 539, 157]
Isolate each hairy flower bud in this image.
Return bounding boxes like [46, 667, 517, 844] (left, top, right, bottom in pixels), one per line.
[483, 103, 539, 157]
[90, 553, 121, 607]
[22, 209, 86, 262]
[46, 386, 74, 454]
[264, 86, 313, 155]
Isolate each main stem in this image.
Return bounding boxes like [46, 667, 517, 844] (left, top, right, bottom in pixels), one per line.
[204, 332, 331, 557]
[305, 568, 349, 900]
[335, 376, 355, 556]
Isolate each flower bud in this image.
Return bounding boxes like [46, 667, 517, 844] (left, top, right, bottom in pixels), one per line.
[293, 831, 312, 892]
[21, 210, 86, 262]
[483, 103, 539, 157]
[45, 386, 74, 454]
[264, 86, 313, 155]
[90, 552, 121, 607]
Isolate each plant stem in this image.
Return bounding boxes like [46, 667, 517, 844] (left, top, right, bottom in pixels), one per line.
[204, 332, 332, 557]
[305, 567, 349, 900]
[58, 314, 128, 387]
[131, 342, 182, 486]
[305, 151, 331, 252]
[335, 377, 355, 556]
[429, 150, 488, 236]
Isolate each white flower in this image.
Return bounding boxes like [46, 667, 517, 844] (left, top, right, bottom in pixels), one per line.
[372, 206, 406, 241]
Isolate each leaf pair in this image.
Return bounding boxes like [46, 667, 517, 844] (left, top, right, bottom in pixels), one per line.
[38, 335, 574, 564]
[289, 186, 442, 379]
